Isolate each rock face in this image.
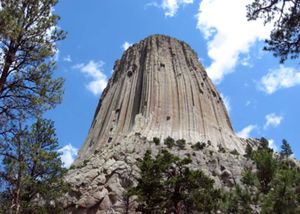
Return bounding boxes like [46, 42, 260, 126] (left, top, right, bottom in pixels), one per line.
[75, 34, 243, 164]
[65, 35, 251, 213]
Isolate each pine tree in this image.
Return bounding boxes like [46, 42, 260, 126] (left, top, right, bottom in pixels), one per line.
[247, 0, 300, 63]
[0, 118, 68, 214]
[280, 139, 293, 158]
[259, 137, 269, 150]
[0, 0, 65, 139]
[127, 150, 221, 213]
[244, 144, 253, 159]
[261, 168, 300, 214]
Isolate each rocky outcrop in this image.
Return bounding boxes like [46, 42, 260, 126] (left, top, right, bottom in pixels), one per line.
[64, 35, 252, 213]
[65, 135, 257, 213]
[75, 35, 244, 165]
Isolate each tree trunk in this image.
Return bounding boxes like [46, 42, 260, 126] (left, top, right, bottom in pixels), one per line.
[15, 134, 23, 214]
[0, 43, 16, 95]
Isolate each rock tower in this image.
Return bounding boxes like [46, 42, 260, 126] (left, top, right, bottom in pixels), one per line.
[75, 35, 243, 163]
[65, 35, 249, 213]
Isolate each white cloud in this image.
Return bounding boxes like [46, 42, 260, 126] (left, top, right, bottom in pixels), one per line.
[264, 113, 283, 129]
[147, 0, 193, 17]
[237, 125, 257, 138]
[220, 93, 231, 113]
[240, 54, 253, 67]
[63, 55, 72, 62]
[162, 0, 193, 17]
[268, 139, 278, 152]
[74, 60, 108, 96]
[58, 144, 78, 168]
[259, 65, 300, 94]
[122, 41, 133, 51]
[197, 0, 270, 83]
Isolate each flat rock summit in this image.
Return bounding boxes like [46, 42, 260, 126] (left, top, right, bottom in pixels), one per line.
[64, 35, 254, 213]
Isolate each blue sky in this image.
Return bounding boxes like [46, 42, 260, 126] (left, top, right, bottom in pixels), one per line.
[48, 0, 300, 167]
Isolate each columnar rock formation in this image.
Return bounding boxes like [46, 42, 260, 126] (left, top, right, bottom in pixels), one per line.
[75, 35, 243, 164]
[65, 35, 251, 213]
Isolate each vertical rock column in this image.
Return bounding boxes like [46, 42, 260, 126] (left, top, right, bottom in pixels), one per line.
[75, 35, 243, 162]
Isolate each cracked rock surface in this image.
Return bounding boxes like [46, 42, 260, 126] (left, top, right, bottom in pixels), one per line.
[64, 35, 255, 213]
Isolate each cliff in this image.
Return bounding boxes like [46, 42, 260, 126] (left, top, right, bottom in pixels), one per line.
[75, 35, 244, 164]
[64, 35, 253, 213]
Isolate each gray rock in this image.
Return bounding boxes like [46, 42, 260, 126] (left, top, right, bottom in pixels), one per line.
[64, 35, 257, 213]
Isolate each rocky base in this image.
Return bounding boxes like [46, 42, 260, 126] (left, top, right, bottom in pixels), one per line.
[64, 136, 257, 214]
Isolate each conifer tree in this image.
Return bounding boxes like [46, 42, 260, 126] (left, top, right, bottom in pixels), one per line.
[0, 0, 65, 139]
[247, 0, 300, 63]
[245, 144, 253, 158]
[280, 139, 293, 158]
[127, 150, 221, 213]
[0, 118, 68, 214]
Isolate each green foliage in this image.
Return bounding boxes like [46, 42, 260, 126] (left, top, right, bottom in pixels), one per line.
[230, 149, 240, 156]
[164, 136, 175, 149]
[238, 137, 300, 213]
[0, 118, 68, 213]
[221, 185, 253, 214]
[83, 159, 89, 166]
[191, 142, 206, 151]
[280, 139, 293, 158]
[261, 168, 300, 214]
[152, 137, 160, 145]
[241, 169, 258, 187]
[259, 137, 270, 150]
[218, 144, 226, 153]
[244, 144, 253, 159]
[127, 150, 221, 213]
[175, 139, 186, 150]
[252, 147, 277, 194]
[124, 137, 299, 213]
[247, 0, 300, 63]
[0, 0, 65, 139]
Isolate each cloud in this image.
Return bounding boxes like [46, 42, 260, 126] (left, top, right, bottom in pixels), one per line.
[259, 65, 300, 94]
[197, 0, 270, 83]
[162, 0, 194, 17]
[147, 0, 193, 17]
[268, 139, 278, 152]
[240, 54, 253, 68]
[74, 60, 108, 96]
[264, 113, 283, 129]
[122, 41, 133, 51]
[63, 55, 72, 62]
[220, 93, 231, 113]
[237, 125, 257, 138]
[58, 144, 78, 168]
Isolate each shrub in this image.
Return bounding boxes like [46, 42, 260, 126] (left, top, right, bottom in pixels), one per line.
[218, 144, 226, 153]
[192, 142, 206, 150]
[244, 144, 253, 158]
[153, 137, 160, 145]
[164, 136, 175, 149]
[83, 159, 89, 166]
[176, 139, 186, 149]
[126, 150, 222, 213]
[230, 149, 240, 156]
